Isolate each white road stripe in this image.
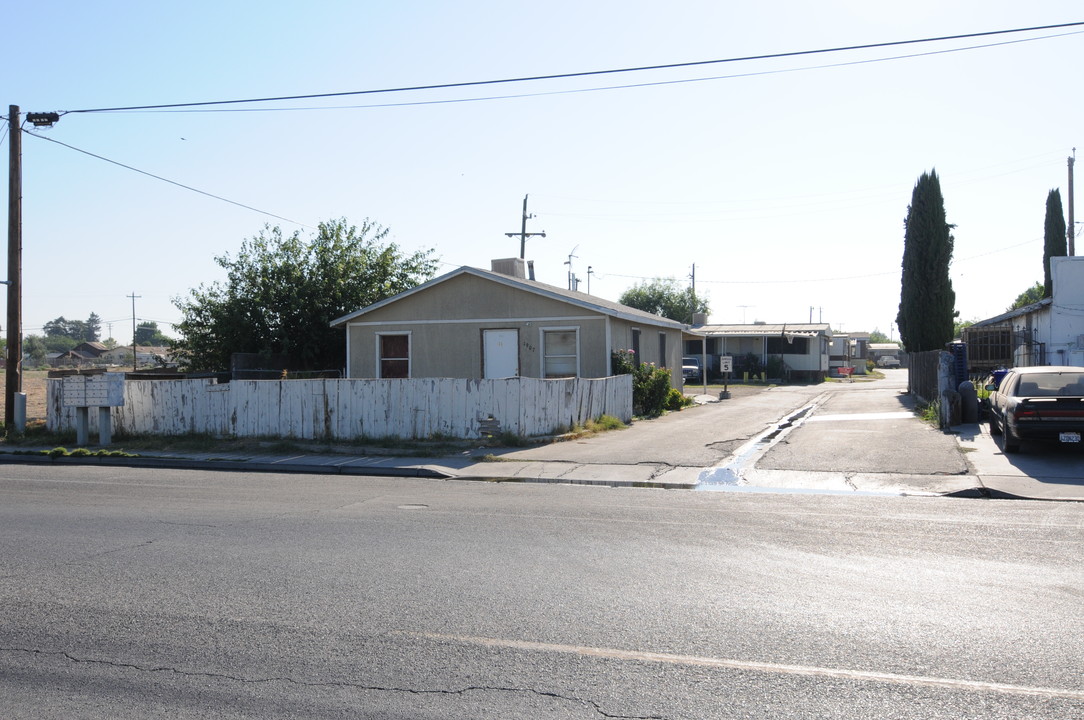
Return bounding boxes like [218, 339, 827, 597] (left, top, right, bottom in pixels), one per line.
[807, 412, 915, 422]
[405, 632, 1084, 701]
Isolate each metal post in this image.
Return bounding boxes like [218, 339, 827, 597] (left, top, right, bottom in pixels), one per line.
[1069, 151, 1076, 256]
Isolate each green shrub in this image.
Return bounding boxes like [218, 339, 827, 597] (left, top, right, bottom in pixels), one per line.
[631, 362, 672, 416]
[665, 388, 692, 411]
[588, 414, 626, 431]
[611, 348, 637, 375]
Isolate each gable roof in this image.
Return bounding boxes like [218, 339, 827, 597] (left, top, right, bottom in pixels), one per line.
[73, 341, 108, 355]
[970, 297, 1052, 328]
[690, 322, 833, 338]
[330, 265, 692, 331]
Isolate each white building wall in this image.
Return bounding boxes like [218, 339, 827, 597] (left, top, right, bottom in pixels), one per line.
[1048, 257, 1084, 365]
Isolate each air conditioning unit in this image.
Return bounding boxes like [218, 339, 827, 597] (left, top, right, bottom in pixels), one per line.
[490, 258, 526, 279]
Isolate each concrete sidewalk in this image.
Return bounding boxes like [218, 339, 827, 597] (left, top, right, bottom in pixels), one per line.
[2, 382, 1081, 502]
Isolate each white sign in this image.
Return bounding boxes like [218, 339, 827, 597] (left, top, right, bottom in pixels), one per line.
[720, 355, 733, 373]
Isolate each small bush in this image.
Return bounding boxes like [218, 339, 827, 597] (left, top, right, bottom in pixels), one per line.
[611, 349, 638, 375]
[588, 414, 626, 431]
[495, 430, 528, 447]
[632, 363, 672, 416]
[665, 388, 692, 411]
[917, 401, 940, 425]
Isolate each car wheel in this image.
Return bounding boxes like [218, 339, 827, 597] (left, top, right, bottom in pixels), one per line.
[989, 413, 1002, 436]
[1003, 423, 1021, 453]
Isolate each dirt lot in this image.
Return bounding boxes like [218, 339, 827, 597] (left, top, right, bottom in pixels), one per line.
[0, 370, 50, 423]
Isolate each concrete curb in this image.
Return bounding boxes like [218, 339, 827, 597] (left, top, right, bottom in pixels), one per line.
[0, 452, 452, 479]
[2, 450, 1079, 501]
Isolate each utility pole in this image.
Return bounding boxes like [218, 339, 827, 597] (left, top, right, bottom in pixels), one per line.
[1069, 150, 1076, 256]
[504, 194, 546, 259]
[6, 106, 22, 430]
[689, 263, 696, 321]
[129, 292, 141, 372]
[587, 266, 594, 294]
[564, 246, 579, 291]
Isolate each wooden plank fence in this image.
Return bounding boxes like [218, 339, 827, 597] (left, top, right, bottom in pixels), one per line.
[47, 375, 634, 441]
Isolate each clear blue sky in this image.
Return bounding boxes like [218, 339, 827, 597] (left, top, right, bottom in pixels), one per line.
[4, 1, 1082, 345]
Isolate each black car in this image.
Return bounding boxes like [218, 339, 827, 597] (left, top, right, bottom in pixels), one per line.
[986, 366, 1084, 453]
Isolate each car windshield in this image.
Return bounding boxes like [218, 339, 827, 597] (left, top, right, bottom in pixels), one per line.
[1013, 372, 1084, 397]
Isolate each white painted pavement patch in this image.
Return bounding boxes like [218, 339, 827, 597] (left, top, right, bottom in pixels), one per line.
[805, 411, 915, 422]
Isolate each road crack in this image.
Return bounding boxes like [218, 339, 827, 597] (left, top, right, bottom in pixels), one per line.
[0, 646, 667, 719]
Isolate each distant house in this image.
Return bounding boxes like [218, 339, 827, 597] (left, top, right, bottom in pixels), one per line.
[331, 260, 695, 389]
[99, 345, 173, 368]
[685, 321, 832, 381]
[869, 342, 902, 363]
[963, 256, 1084, 369]
[869, 342, 902, 365]
[73, 341, 107, 357]
[831, 332, 870, 374]
[99, 346, 132, 365]
[52, 341, 108, 367]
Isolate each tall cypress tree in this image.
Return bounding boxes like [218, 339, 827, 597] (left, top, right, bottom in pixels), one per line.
[897, 170, 956, 352]
[1042, 189, 1067, 298]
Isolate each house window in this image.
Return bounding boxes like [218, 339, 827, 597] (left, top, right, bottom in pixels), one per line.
[766, 336, 811, 355]
[631, 329, 641, 361]
[543, 329, 578, 378]
[658, 333, 667, 367]
[378, 333, 410, 378]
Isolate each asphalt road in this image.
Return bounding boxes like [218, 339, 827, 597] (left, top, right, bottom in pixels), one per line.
[2, 466, 1081, 718]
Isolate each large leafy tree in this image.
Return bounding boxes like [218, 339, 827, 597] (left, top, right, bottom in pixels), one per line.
[84, 312, 102, 342]
[42, 313, 101, 342]
[618, 278, 709, 324]
[1042, 189, 1067, 298]
[134, 321, 170, 346]
[869, 329, 896, 344]
[173, 218, 438, 372]
[1008, 281, 1045, 311]
[24, 335, 47, 367]
[896, 170, 956, 352]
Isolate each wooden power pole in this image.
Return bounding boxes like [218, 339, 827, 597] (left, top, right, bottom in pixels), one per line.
[504, 194, 546, 259]
[6, 106, 22, 430]
[1069, 150, 1076, 256]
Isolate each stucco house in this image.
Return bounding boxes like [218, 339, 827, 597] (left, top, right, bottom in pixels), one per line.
[685, 321, 833, 381]
[963, 255, 1084, 369]
[331, 260, 694, 388]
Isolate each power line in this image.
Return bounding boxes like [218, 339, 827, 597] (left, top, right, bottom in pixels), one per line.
[55, 21, 1084, 114]
[23, 131, 313, 229]
[66, 29, 1079, 117]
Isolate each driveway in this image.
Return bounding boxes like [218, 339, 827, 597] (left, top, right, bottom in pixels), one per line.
[957, 415, 1084, 500]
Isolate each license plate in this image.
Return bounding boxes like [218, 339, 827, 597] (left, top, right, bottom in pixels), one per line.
[1059, 432, 1081, 443]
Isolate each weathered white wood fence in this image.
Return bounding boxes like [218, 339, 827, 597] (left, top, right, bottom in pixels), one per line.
[47, 375, 633, 441]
